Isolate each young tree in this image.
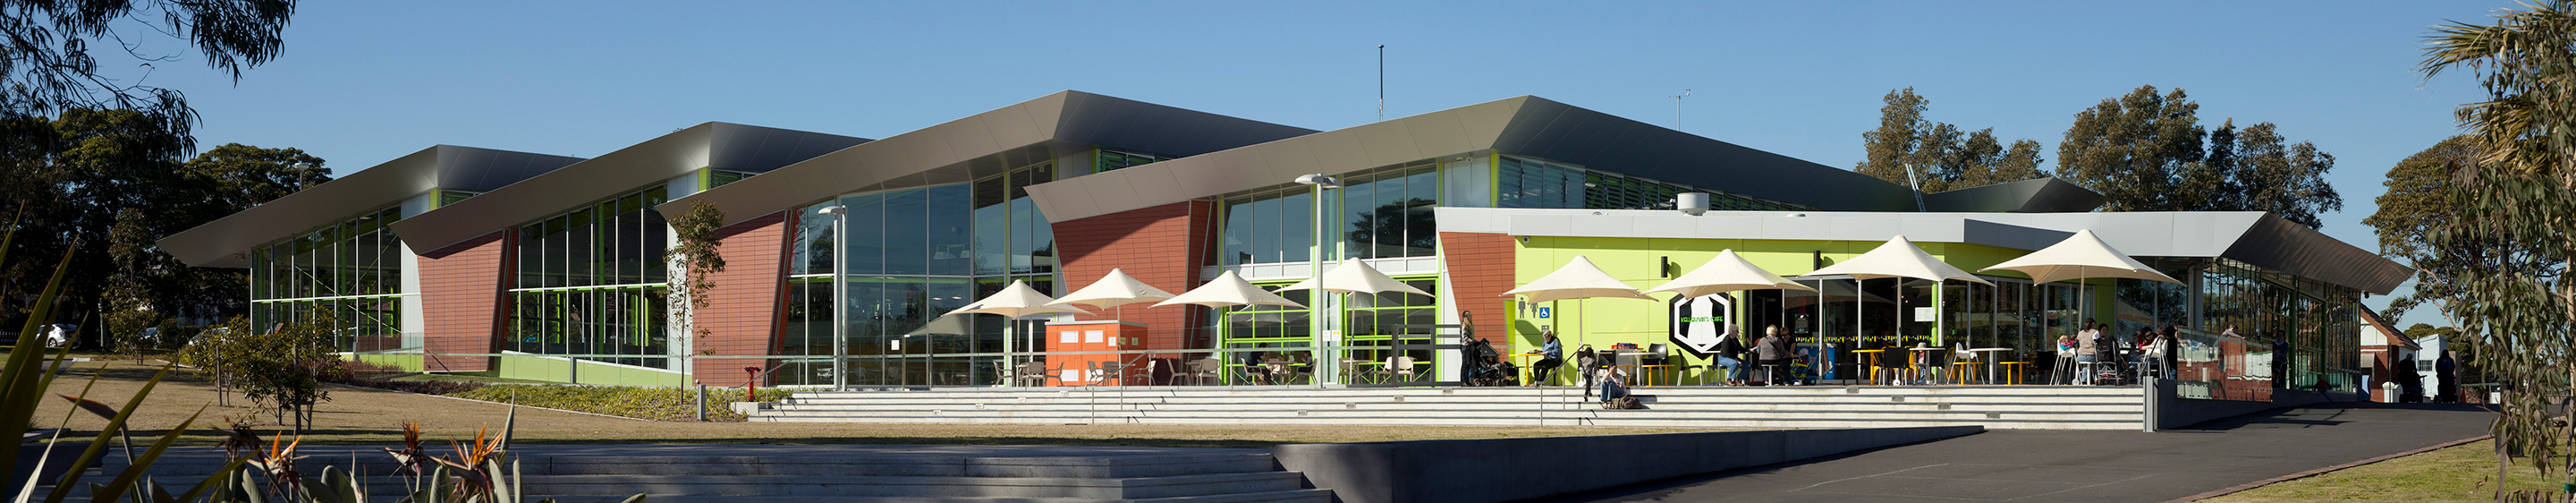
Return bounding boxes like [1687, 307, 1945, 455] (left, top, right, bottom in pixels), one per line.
[2421, 3, 2576, 497]
[667, 201, 727, 344]
[104, 209, 165, 360]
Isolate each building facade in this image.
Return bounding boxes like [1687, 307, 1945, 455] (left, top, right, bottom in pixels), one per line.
[162, 90, 2411, 390]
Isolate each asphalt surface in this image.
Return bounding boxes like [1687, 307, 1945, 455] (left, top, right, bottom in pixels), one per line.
[1534, 401, 2494, 502]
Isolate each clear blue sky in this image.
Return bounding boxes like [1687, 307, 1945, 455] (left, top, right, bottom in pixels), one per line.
[143, 1, 2504, 328]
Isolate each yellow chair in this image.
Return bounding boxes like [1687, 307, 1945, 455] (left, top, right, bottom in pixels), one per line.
[1951, 361, 1980, 385]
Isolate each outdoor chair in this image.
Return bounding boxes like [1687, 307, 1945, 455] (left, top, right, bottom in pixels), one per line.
[1640, 344, 1674, 386]
[1089, 361, 1127, 387]
[1012, 361, 1054, 388]
[1387, 356, 1418, 382]
[1182, 358, 1221, 386]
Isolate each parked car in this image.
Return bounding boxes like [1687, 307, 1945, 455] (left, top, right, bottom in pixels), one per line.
[38, 324, 73, 347]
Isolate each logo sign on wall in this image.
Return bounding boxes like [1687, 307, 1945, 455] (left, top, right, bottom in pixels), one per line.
[1669, 294, 1734, 357]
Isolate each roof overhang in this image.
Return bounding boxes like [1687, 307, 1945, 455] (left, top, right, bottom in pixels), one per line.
[1436, 207, 2414, 294]
[1027, 96, 1921, 223]
[392, 123, 868, 252]
[656, 90, 1317, 227]
[157, 145, 584, 268]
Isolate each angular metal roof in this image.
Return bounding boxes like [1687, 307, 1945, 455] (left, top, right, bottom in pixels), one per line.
[1027, 96, 1922, 223]
[157, 145, 584, 268]
[1923, 177, 2106, 213]
[392, 123, 869, 252]
[1435, 207, 2414, 294]
[656, 90, 1318, 227]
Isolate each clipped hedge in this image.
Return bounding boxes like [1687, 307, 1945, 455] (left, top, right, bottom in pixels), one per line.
[451, 385, 792, 422]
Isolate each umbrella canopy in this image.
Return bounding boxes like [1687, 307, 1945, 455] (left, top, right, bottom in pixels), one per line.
[1155, 270, 1306, 309]
[1283, 258, 1432, 296]
[1980, 229, 2182, 285]
[1782, 279, 1897, 308]
[1802, 235, 1996, 286]
[1049, 269, 1178, 309]
[946, 279, 1092, 319]
[1646, 250, 1818, 298]
[1504, 255, 1656, 303]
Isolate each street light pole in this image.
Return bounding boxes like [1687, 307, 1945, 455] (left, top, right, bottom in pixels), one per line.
[818, 205, 849, 390]
[1294, 174, 1343, 385]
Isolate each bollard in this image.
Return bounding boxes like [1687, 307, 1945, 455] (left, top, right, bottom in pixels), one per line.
[695, 384, 708, 422]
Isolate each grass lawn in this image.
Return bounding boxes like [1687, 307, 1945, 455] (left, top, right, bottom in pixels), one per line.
[2209, 439, 2563, 502]
[36, 358, 1725, 448]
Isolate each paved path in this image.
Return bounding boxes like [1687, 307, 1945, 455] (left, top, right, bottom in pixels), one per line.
[1537, 402, 2492, 502]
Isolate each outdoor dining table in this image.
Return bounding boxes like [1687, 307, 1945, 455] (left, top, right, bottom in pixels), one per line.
[1969, 347, 2013, 384]
[1510, 353, 1546, 385]
[1852, 348, 1890, 384]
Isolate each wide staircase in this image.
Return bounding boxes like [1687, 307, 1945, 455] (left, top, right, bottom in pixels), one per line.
[77, 445, 1330, 502]
[754, 385, 2150, 430]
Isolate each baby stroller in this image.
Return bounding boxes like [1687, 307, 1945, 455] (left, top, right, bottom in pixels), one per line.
[1460, 337, 1517, 387]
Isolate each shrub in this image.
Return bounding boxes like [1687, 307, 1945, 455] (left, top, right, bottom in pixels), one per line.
[452, 385, 792, 422]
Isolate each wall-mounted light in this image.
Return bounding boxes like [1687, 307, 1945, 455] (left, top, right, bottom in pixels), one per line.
[1659, 256, 1674, 277]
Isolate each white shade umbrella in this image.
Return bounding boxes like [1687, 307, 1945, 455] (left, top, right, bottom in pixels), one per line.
[1646, 250, 1818, 298]
[1980, 229, 2182, 286]
[1800, 235, 1989, 383]
[1156, 271, 1305, 309]
[1292, 258, 1432, 296]
[1805, 235, 1996, 286]
[1049, 269, 1179, 310]
[1503, 255, 1654, 353]
[1504, 256, 1656, 303]
[947, 280, 1092, 319]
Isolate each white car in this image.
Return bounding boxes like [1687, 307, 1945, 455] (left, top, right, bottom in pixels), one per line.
[38, 324, 73, 347]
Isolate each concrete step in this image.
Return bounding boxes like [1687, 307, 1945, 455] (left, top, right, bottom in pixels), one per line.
[118, 452, 1281, 480]
[522, 472, 1307, 499]
[750, 414, 2139, 430]
[767, 400, 2147, 413]
[538, 488, 1335, 503]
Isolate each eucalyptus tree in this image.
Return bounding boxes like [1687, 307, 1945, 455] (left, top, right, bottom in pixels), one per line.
[2421, 3, 2576, 497]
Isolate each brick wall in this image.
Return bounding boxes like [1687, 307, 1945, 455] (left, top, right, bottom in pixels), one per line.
[416, 231, 512, 371]
[1439, 232, 1518, 351]
[693, 212, 790, 387]
[1054, 200, 1215, 353]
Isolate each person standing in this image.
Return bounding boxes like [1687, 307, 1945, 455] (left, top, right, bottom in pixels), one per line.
[1756, 325, 1792, 386]
[1712, 330, 1750, 386]
[1531, 330, 1564, 387]
[2074, 323, 2102, 385]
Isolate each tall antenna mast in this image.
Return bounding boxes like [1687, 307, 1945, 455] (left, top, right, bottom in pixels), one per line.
[1669, 90, 1691, 129]
[1377, 45, 1386, 123]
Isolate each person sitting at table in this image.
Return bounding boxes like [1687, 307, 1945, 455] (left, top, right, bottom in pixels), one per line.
[1756, 325, 1792, 386]
[1531, 329, 1565, 387]
[1712, 330, 1750, 386]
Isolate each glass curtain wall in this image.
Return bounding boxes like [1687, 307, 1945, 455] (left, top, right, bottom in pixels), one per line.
[1495, 156, 1807, 211]
[776, 161, 1059, 388]
[2198, 259, 2361, 392]
[247, 206, 406, 352]
[505, 188, 672, 369]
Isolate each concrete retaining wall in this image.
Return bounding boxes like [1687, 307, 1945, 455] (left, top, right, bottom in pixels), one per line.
[2152, 379, 2364, 429]
[1271, 426, 1981, 503]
